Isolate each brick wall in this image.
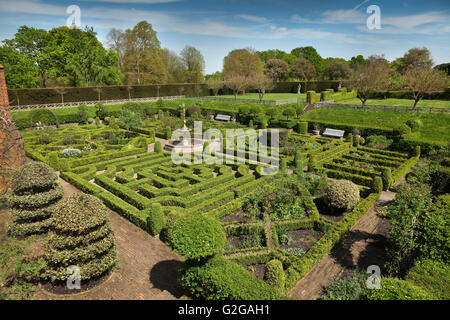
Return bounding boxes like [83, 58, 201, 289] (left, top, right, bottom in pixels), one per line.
[0, 65, 27, 194]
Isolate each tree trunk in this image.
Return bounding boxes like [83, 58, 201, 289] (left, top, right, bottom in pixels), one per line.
[413, 99, 419, 109]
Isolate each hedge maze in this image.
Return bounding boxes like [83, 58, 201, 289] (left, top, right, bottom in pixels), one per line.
[62, 151, 276, 234]
[321, 146, 418, 188]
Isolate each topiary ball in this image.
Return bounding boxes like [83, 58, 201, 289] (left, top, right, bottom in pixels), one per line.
[168, 214, 226, 260]
[51, 193, 108, 234]
[10, 161, 58, 194]
[326, 179, 360, 212]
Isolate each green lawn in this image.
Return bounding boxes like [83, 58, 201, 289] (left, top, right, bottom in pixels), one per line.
[338, 98, 450, 108]
[303, 108, 450, 144]
[212, 93, 306, 101]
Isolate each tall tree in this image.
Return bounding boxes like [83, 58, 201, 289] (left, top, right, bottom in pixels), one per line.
[323, 59, 352, 84]
[224, 75, 248, 100]
[264, 58, 289, 82]
[121, 21, 167, 85]
[403, 67, 447, 108]
[180, 45, 205, 83]
[291, 46, 324, 75]
[106, 28, 126, 70]
[206, 78, 224, 96]
[0, 45, 40, 88]
[350, 55, 391, 106]
[349, 55, 366, 70]
[161, 48, 185, 83]
[3, 26, 50, 87]
[248, 73, 275, 102]
[399, 47, 434, 73]
[291, 58, 317, 81]
[223, 48, 263, 79]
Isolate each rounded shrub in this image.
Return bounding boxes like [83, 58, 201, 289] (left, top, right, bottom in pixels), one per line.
[372, 176, 383, 194]
[168, 214, 226, 260]
[10, 161, 58, 195]
[147, 203, 165, 236]
[308, 155, 317, 172]
[154, 141, 162, 153]
[325, 179, 360, 212]
[347, 133, 353, 144]
[165, 127, 172, 140]
[382, 167, 393, 191]
[249, 120, 254, 128]
[7, 161, 62, 236]
[394, 124, 412, 136]
[44, 193, 118, 282]
[264, 259, 285, 295]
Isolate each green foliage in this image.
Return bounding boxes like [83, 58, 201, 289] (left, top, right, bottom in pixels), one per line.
[363, 277, 435, 300]
[393, 124, 412, 136]
[416, 195, 450, 263]
[279, 158, 287, 173]
[168, 214, 226, 260]
[381, 167, 393, 191]
[44, 193, 118, 282]
[147, 203, 165, 236]
[372, 176, 383, 193]
[297, 121, 308, 134]
[325, 179, 360, 211]
[154, 140, 162, 153]
[95, 117, 101, 127]
[45, 151, 60, 171]
[264, 259, 285, 295]
[248, 119, 253, 128]
[95, 103, 108, 119]
[118, 108, 142, 130]
[405, 259, 450, 300]
[178, 256, 282, 300]
[10, 161, 58, 194]
[165, 127, 172, 140]
[320, 271, 367, 300]
[77, 105, 89, 124]
[365, 135, 393, 149]
[29, 108, 59, 127]
[308, 155, 316, 172]
[406, 119, 423, 132]
[347, 133, 353, 144]
[385, 183, 433, 276]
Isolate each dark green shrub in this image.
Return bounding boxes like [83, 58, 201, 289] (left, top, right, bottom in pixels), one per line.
[95, 103, 108, 119]
[382, 167, 393, 191]
[249, 119, 254, 128]
[77, 105, 89, 124]
[165, 127, 172, 140]
[325, 179, 360, 211]
[414, 145, 421, 157]
[7, 162, 62, 236]
[44, 193, 118, 282]
[371, 176, 383, 193]
[147, 203, 165, 236]
[347, 133, 353, 144]
[168, 214, 226, 260]
[95, 117, 101, 127]
[30, 108, 59, 128]
[320, 271, 367, 300]
[154, 141, 162, 153]
[122, 102, 144, 116]
[179, 256, 281, 300]
[297, 121, 308, 134]
[393, 124, 411, 136]
[365, 135, 393, 149]
[264, 259, 285, 295]
[10, 161, 58, 194]
[308, 155, 316, 172]
[46, 151, 60, 171]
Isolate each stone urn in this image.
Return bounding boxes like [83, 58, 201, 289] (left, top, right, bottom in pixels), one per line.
[313, 129, 320, 136]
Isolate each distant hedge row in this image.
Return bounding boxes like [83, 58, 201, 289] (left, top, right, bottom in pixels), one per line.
[8, 83, 209, 106]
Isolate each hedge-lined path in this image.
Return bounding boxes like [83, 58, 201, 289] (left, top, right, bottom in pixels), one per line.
[36, 178, 185, 300]
[288, 190, 394, 300]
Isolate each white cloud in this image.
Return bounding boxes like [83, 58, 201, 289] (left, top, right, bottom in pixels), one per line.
[291, 9, 366, 25]
[236, 14, 269, 23]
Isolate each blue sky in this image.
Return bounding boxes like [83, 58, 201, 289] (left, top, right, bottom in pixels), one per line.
[0, 0, 449, 74]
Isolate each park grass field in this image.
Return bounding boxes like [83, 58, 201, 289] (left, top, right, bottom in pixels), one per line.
[337, 98, 450, 108]
[212, 93, 306, 101]
[303, 108, 450, 144]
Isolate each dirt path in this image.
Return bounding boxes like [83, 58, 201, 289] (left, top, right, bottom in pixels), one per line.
[288, 190, 395, 300]
[36, 178, 185, 300]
